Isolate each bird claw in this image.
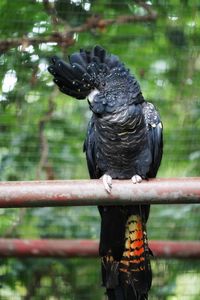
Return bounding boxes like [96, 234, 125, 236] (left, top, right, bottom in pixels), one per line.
[102, 174, 112, 193]
[131, 174, 142, 184]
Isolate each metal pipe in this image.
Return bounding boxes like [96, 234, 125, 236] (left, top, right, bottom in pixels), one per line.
[0, 239, 199, 259]
[0, 178, 199, 208]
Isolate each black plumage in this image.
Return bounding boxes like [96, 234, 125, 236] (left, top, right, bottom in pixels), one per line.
[48, 45, 163, 300]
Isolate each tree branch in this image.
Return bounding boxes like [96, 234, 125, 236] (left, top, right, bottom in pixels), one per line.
[0, 2, 157, 53]
[36, 89, 57, 180]
[4, 208, 26, 238]
[134, 0, 157, 17]
[43, 0, 66, 26]
[0, 33, 75, 53]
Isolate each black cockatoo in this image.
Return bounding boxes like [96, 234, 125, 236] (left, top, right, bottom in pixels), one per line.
[48, 45, 163, 300]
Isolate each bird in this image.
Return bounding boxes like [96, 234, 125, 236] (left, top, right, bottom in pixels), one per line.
[48, 45, 163, 300]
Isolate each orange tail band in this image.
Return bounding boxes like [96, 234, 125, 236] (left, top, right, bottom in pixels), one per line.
[119, 214, 149, 273]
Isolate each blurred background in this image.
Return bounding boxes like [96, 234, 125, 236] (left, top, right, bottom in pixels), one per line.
[0, 0, 200, 299]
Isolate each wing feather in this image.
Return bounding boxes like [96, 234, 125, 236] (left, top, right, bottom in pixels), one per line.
[142, 102, 163, 178]
[83, 117, 102, 179]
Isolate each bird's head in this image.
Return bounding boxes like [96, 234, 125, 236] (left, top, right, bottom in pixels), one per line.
[87, 66, 143, 115]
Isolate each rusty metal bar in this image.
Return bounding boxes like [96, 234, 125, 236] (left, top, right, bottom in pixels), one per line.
[0, 239, 199, 259]
[0, 178, 199, 208]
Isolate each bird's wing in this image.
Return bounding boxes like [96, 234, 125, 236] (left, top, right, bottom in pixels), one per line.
[142, 101, 163, 178]
[83, 117, 102, 179]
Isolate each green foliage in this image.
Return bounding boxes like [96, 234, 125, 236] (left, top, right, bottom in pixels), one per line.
[0, 0, 200, 299]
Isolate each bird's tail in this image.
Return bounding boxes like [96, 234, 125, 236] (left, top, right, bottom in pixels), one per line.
[48, 45, 123, 99]
[101, 213, 152, 300]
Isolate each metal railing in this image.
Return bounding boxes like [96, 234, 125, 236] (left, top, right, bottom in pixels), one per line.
[0, 178, 199, 208]
[0, 178, 200, 259]
[0, 239, 199, 259]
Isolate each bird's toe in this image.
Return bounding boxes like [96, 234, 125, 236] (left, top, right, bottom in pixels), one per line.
[131, 174, 142, 184]
[102, 174, 112, 193]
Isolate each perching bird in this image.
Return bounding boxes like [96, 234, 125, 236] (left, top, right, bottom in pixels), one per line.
[48, 45, 163, 300]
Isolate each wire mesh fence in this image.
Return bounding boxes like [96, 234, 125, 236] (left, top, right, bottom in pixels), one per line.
[0, 0, 200, 299]
[0, 258, 200, 299]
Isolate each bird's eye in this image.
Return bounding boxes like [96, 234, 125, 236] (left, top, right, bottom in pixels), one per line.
[101, 82, 106, 87]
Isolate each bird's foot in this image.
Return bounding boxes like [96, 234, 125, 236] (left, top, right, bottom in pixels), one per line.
[131, 174, 142, 184]
[102, 174, 112, 193]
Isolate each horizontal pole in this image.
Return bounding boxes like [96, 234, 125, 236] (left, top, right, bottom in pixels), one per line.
[0, 239, 199, 259]
[0, 178, 200, 208]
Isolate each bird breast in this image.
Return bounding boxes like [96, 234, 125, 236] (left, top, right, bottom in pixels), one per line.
[94, 107, 148, 177]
